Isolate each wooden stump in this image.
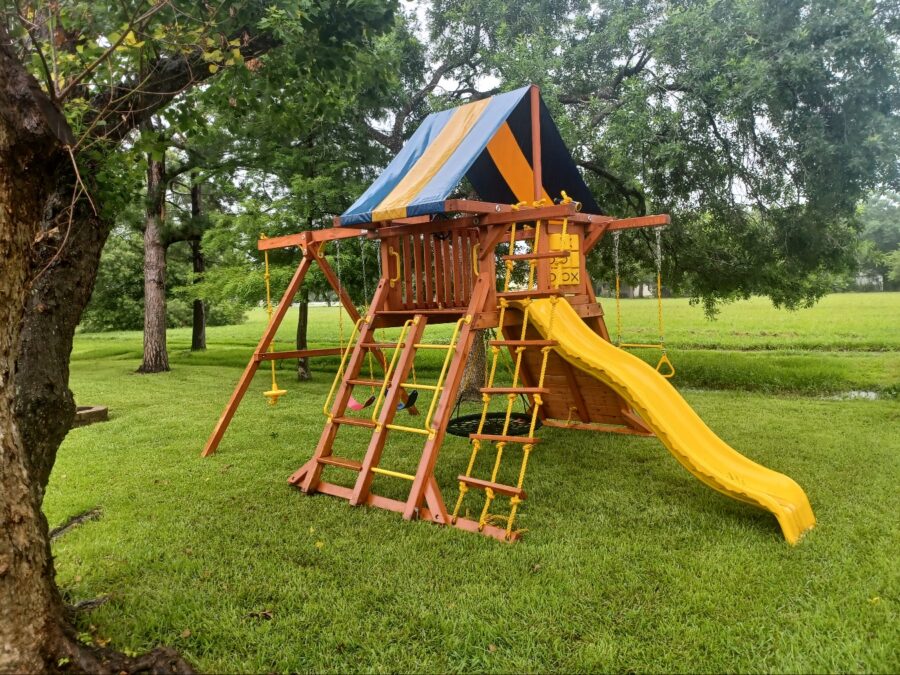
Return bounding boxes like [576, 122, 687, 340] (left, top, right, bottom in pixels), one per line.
[73, 405, 108, 427]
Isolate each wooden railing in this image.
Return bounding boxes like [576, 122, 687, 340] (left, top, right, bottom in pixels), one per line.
[386, 228, 479, 310]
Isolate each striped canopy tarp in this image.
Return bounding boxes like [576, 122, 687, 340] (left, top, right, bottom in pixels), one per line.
[340, 85, 599, 226]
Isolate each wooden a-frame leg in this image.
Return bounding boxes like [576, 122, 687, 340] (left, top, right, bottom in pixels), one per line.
[202, 251, 315, 457]
[423, 475, 449, 525]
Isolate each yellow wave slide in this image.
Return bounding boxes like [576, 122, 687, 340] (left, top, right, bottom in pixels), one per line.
[527, 298, 816, 544]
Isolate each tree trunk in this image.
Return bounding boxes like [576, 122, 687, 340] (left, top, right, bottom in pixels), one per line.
[138, 148, 170, 373]
[0, 17, 285, 671]
[296, 286, 311, 380]
[0, 52, 68, 669]
[2, 37, 194, 674]
[457, 329, 487, 402]
[189, 178, 206, 351]
[190, 239, 207, 352]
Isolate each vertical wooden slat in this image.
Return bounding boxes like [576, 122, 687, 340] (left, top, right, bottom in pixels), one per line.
[413, 232, 424, 307]
[433, 234, 445, 308]
[458, 229, 468, 303]
[402, 233, 413, 309]
[423, 232, 434, 307]
[447, 231, 459, 307]
[461, 229, 473, 299]
[441, 235, 452, 307]
[451, 230, 463, 307]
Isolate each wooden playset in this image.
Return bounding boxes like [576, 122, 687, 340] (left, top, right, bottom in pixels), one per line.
[203, 86, 815, 544]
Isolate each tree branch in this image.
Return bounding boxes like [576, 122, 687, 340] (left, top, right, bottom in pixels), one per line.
[84, 28, 280, 144]
[57, 0, 171, 101]
[579, 159, 646, 215]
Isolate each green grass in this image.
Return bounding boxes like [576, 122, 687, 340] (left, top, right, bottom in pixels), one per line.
[608, 292, 900, 351]
[73, 293, 900, 396]
[46, 293, 900, 672]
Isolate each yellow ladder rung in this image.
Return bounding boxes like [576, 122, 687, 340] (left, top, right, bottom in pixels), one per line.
[386, 423, 432, 436]
[412, 383, 442, 391]
[413, 343, 453, 350]
[370, 467, 415, 480]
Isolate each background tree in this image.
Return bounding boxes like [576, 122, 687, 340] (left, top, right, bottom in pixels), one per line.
[424, 0, 899, 313]
[856, 191, 900, 290]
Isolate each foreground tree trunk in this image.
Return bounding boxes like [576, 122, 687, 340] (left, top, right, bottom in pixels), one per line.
[138, 148, 170, 373]
[1, 34, 191, 673]
[0, 47, 68, 669]
[296, 286, 311, 380]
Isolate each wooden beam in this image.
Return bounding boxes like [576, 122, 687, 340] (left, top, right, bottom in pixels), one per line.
[541, 418, 654, 436]
[583, 222, 610, 253]
[443, 199, 514, 214]
[258, 227, 367, 251]
[256, 348, 343, 361]
[531, 84, 542, 202]
[584, 215, 669, 251]
[606, 214, 670, 232]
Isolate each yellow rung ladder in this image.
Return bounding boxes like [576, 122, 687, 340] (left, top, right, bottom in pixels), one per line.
[352, 315, 469, 490]
[376, 316, 466, 440]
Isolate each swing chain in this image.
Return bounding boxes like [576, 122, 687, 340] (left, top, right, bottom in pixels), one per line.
[612, 231, 621, 346]
[654, 226, 665, 346]
[261, 233, 286, 405]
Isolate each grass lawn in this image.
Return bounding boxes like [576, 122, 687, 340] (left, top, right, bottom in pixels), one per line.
[47, 293, 899, 672]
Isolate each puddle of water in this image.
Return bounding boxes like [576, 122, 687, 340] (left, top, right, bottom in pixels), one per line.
[826, 390, 881, 400]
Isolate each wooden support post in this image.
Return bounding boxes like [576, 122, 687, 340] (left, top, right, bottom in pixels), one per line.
[531, 84, 542, 203]
[201, 250, 315, 457]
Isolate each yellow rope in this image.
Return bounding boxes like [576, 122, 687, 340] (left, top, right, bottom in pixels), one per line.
[612, 228, 675, 378]
[452, 220, 518, 525]
[504, 296, 557, 538]
[261, 236, 286, 406]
